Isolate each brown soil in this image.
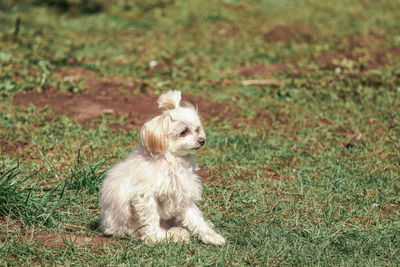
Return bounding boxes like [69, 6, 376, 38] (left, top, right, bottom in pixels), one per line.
[27, 231, 115, 249]
[346, 32, 385, 47]
[235, 109, 300, 138]
[263, 24, 313, 43]
[13, 68, 227, 130]
[389, 47, 400, 57]
[365, 49, 387, 70]
[223, 2, 248, 10]
[197, 168, 221, 185]
[0, 140, 29, 154]
[316, 32, 388, 71]
[315, 49, 388, 71]
[380, 203, 400, 216]
[237, 63, 296, 77]
[0, 218, 114, 250]
[315, 52, 338, 67]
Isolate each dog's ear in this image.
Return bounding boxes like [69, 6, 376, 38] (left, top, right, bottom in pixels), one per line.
[158, 90, 181, 110]
[141, 114, 170, 155]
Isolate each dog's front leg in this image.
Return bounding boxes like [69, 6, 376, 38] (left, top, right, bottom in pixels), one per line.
[180, 202, 225, 245]
[136, 196, 167, 243]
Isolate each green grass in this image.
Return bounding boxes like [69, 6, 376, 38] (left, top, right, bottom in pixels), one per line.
[1, 0, 400, 265]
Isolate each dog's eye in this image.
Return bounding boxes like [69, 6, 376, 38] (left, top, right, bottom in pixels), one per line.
[179, 128, 190, 137]
[195, 127, 200, 133]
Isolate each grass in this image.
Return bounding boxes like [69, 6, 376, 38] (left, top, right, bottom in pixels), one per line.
[1, 0, 400, 265]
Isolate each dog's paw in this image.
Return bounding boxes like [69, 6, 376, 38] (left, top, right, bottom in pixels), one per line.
[200, 231, 226, 246]
[167, 227, 190, 243]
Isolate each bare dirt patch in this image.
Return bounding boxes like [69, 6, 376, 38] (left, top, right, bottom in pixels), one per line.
[13, 68, 227, 130]
[237, 63, 298, 78]
[315, 52, 338, 67]
[0, 219, 115, 250]
[365, 49, 387, 70]
[263, 24, 313, 43]
[346, 32, 385, 48]
[197, 168, 219, 185]
[27, 231, 115, 249]
[233, 109, 301, 140]
[389, 47, 400, 57]
[0, 140, 29, 154]
[197, 166, 246, 185]
[314, 32, 390, 71]
[223, 2, 248, 10]
[380, 203, 400, 216]
[315, 49, 388, 71]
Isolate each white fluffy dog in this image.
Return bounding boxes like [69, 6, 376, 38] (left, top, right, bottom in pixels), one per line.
[99, 90, 225, 245]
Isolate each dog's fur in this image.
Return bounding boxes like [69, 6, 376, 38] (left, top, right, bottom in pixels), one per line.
[99, 90, 225, 245]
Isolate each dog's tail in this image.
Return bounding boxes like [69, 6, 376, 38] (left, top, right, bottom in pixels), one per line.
[158, 90, 181, 110]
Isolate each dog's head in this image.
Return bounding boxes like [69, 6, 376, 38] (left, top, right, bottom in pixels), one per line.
[141, 90, 206, 156]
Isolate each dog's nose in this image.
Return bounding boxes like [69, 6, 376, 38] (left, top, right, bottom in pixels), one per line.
[198, 137, 206, 146]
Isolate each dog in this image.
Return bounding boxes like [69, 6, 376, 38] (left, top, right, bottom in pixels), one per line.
[99, 90, 225, 245]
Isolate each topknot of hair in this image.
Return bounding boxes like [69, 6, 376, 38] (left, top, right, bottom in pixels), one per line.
[157, 90, 181, 110]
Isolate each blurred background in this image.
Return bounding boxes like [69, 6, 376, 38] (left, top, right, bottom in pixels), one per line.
[1, 0, 400, 265]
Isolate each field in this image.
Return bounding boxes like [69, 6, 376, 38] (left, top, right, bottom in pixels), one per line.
[1, 0, 400, 265]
